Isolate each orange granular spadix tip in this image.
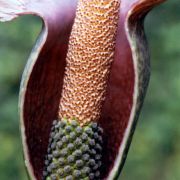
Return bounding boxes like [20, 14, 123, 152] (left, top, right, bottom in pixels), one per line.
[59, 0, 120, 126]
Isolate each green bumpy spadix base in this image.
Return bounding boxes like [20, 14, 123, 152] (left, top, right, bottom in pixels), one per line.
[43, 119, 103, 180]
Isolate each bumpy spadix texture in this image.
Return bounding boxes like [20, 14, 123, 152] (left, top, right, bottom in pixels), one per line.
[43, 119, 103, 180]
[59, 0, 120, 125]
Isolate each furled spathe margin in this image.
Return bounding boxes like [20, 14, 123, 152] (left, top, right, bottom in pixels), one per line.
[108, 0, 165, 179]
[0, 0, 165, 179]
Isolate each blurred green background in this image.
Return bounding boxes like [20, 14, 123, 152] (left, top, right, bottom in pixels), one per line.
[0, 0, 179, 179]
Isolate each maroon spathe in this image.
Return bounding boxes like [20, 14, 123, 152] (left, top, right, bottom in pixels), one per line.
[0, 0, 165, 179]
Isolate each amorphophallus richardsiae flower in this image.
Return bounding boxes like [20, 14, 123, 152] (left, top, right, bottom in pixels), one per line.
[0, 0, 165, 179]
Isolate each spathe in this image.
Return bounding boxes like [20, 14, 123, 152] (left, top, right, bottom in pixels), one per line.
[0, 0, 165, 179]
